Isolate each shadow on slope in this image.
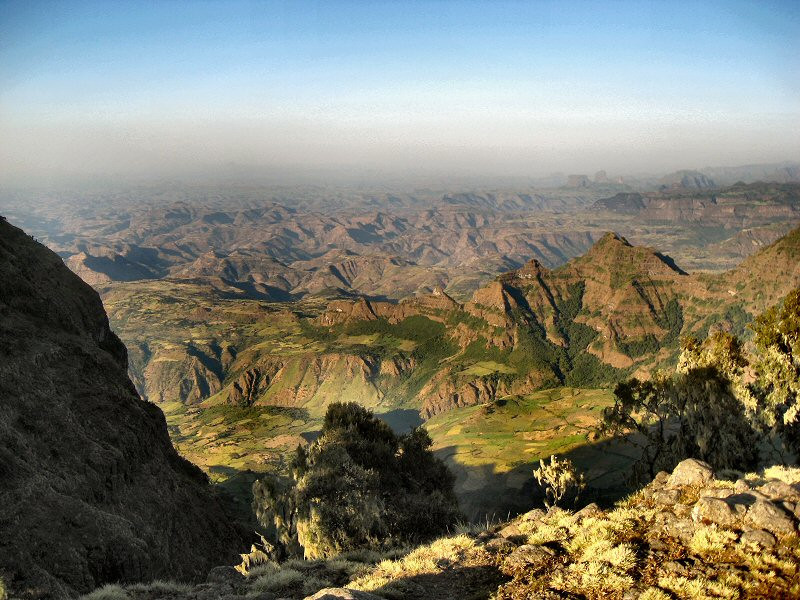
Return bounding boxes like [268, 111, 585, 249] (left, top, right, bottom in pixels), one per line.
[437, 433, 643, 522]
[371, 564, 507, 600]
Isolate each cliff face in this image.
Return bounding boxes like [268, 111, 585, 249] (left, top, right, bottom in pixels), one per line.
[0, 218, 246, 599]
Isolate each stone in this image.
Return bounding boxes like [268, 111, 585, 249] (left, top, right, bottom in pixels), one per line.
[758, 481, 800, 503]
[503, 544, 557, 574]
[657, 512, 697, 543]
[740, 528, 777, 548]
[667, 459, 714, 488]
[206, 565, 245, 585]
[574, 503, 603, 520]
[304, 588, 386, 600]
[692, 497, 739, 527]
[699, 487, 735, 499]
[498, 523, 523, 538]
[484, 537, 518, 554]
[734, 479, 751, 493]
[520, 508, 546, 522]
[746, 499, 797, 535]
[652, 489, 682, 506]
[652, 471, 671, 487]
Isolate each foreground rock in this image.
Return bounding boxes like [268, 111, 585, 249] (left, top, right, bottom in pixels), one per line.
[489, 458, 800, 599]
[0, 218, 247, 599]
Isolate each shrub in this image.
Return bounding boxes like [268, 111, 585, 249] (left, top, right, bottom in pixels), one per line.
[253, 402, 461, 558]
[533, 455, 586, 509]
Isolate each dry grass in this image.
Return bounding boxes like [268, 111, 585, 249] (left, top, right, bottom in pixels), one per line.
[689, 526, 738, 556]
[350, 534, 477, 592]
[249, 567, 305, 594]
[79, 584, 129, 600]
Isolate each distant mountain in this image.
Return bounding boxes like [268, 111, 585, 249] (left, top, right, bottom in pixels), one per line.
[658, 169, 715, 190]
[592, 181, 800, 227]
[701, 161, 800, 185]
[0, 217, 246, 598]
[107, 223, 800, 422]
[95, 223, 800, 520]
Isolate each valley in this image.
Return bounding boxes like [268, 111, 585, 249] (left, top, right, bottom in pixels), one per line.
[3, 178, 800, 518]
[93, 211, 800, 517]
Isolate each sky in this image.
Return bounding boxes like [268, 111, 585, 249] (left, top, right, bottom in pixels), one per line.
[0, 0, 798, 184]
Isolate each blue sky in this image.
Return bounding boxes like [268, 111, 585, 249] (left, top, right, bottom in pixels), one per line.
[1, 0, 798, 181]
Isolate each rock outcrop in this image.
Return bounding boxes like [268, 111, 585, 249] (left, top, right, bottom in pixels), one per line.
[0, 217, 247, 598]
[487, 458, 800, 599]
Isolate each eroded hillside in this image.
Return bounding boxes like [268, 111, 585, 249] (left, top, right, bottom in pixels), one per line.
[93, 226, 800, 516]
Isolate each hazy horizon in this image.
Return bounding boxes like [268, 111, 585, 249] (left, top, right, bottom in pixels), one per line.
[1, 0, 799, 184]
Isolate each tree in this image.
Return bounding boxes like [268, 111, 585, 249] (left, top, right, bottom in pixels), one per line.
[750, 288, 800, 461]
[253, 402, 461, 558]
[602, 332, 760, 483]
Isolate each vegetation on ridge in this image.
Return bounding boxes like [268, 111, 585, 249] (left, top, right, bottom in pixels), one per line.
[252, 403, 461, 559]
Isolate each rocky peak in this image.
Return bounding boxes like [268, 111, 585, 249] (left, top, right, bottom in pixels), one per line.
[512, 258, 551, 282]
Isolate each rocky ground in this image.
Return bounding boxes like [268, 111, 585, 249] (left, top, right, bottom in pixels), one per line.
[78, 458, 800, 600]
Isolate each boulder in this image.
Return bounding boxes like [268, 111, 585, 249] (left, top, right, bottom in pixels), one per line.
[520, 508, 546, 522]
[484, 537, 518, 554]
[667, 459, 714, 488]
[740, 528, 777, 548]
[498, 523, 523, 539]
[502, 544, 557, 574]
[691, 497, 739, 527]
[758, 481, 800, 503]
[652, 489, 682, 506]
[574, 503, 603, 520]
[746, 500, 797, 535]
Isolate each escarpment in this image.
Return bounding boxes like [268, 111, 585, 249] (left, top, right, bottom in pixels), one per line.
[0, 217, 247, 599]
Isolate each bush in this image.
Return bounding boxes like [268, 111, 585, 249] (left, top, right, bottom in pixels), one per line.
[533, 455, 586, 509]
[602, 332, 760, 482]
[253, 403, 461, 558]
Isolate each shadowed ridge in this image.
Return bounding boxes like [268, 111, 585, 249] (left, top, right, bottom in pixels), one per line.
[0, 217, 248, 599]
